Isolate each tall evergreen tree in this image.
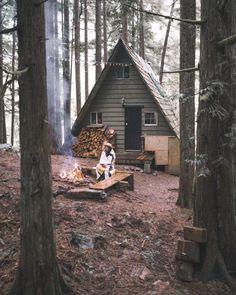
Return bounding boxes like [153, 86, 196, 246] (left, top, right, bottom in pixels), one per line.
[194, 0, 236, 284]
[74, 0, 81, 115]
[63, 0, 71, 142]
[84, 0, 89, 99]
[95, 0, 102, 80]
[177, 0, 196, 209]
[9, 0, 69, 293]
[0, 5, 6, 144]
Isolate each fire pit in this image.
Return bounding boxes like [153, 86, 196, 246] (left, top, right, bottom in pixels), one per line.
[59, 163, 86, 184]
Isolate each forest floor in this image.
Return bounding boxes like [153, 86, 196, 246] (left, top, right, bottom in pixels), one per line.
[0, 150, 233, 295]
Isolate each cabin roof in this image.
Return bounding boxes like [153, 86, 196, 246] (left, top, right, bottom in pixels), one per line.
[71, 38, 179, 138]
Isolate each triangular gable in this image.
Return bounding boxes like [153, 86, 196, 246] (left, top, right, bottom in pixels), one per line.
[71, 38, 179, 137]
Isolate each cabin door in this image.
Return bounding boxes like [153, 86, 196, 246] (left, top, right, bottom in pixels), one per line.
[125, 107, 142, 150]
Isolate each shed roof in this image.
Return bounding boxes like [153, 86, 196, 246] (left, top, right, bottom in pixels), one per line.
[71, 38, 179, 138]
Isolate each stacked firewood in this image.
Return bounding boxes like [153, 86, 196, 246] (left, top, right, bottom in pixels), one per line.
[72, 126, 116, 158]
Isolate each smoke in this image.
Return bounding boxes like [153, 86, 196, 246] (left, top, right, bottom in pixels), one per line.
[44, 1, 63, 151]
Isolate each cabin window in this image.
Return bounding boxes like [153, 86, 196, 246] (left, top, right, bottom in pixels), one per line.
[116, 66, 130, 78]
[144, 112, 157, 126]
[90, 112, 103, 125]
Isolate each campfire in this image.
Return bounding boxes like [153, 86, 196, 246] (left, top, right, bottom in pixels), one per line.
[60, 163, 85, 183]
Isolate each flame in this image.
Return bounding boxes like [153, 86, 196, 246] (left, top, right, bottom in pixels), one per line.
[59, 163, 85, 182]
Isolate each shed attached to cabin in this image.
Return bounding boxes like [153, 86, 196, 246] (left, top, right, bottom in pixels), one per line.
[72, 39, 180, 174]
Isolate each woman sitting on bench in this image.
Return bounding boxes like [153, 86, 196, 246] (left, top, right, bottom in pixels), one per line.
[96, 142, 116, 181]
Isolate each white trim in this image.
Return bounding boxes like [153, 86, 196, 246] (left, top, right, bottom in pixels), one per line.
[90, 112, 103, 125]
[144, 111, 158, 126]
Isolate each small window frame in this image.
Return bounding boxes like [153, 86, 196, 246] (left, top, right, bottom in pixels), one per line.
[90, 112, 103, 125]
[144, 112, 158, 126]
[116, 65, 130, 79]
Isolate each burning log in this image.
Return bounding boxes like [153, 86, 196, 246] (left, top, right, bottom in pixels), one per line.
[72, 126, 116, 158]
[59, 164, 85, 183]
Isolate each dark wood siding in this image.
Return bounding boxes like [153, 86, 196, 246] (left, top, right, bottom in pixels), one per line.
[81, 52, 174, 152]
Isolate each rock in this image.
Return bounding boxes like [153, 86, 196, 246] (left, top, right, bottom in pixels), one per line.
[71, 232, 107, 250]
[176, 260, 194, 282]
[139, 266, 152, 281]
[71, 232, 94, 249]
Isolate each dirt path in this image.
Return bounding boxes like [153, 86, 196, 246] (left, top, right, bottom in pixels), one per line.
[0, 152, 232, 295]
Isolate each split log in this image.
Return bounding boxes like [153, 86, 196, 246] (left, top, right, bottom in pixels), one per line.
[176, 239, 200, 264]
[64, 188, 107, 201]
[72, 126, 116, 158]
[183, 226, 207, 243]
[176, 260, 194, 282]
[117, 180, 130, 192]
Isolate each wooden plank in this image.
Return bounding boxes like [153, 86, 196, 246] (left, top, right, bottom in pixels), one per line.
[183, 226, 207, 243]
[90, 172, 133, 191]
[144, 135, 169, 165]
[64, 188, 107, 201]
[167, 137, 180, 175]
[176, 240, 200, 264]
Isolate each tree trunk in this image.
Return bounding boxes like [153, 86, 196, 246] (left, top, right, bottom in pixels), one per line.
[11, 5, 16, 147]
[9, 1, 70, 294]
[84, 0, 89, 99]
[63, 0, 71, 143]
[45, 0, 59, 153]
[131, 4, 135, 49]
[103, 0, 108, 63]
[139, 0, 144, 58]
[0, 5, 6, 144]
[159, 1, 175, 84]
[95, 0, 102, 80]
[194, 0, 236, 284]
[177, 0, 196, 209]
[122, 0, 128, 44]
[74, 0, 81, 115]
[54, 0, 62, 148]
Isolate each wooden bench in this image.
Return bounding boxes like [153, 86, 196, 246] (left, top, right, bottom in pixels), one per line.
[90, 171, 134, 192]
[137, 151, 155, 173]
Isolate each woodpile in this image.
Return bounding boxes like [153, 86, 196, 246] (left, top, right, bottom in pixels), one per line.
[176, 226, 207, 282]
[72, 126, 116, 158]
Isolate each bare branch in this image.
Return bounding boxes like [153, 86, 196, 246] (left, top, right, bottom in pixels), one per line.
[162, 67, 199, 74]
[0, 26, 17, 35]
[0, 65, 29, 76]
[218, 34, 236, 47]
[125, 4, 204, 26]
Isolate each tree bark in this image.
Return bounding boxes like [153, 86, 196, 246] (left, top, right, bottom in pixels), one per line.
[177, 0, 196, 209]
[11, 11, 16, 147]
[194, 0, 236, 284]
[103, 0, 108, 63]
[122, 0, 128, 44]
[9, 0, 70, 294]
[139, 0, 144, 58]
[159, 1, 175, 84]
[54, 0, 62, 148]
[84, 0, 89, 99]
[45, 0, 59, 153]
[95, 0, 102, 80]
[0, 5, 6, 144]
[63, 0, 71, 143]
[74, 0, 81, 115]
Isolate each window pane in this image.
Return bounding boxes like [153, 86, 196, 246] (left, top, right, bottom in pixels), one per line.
[116, 67, 123, 78]
[145, 112, 156, 125]
[91, 112, 96, 124]
[97, 112, 103, 124]
[124, 66, 130, 78]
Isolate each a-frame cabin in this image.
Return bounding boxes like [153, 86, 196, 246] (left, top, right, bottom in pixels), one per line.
[72, 39, 180, 174]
